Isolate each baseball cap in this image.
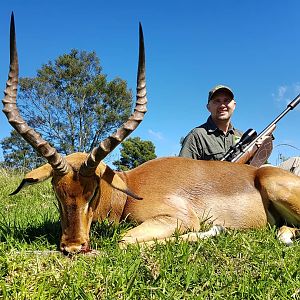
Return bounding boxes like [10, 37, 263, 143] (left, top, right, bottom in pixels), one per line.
[208, 85, 234, 103]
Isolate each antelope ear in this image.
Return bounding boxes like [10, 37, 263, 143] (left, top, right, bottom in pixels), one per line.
[96, 162, 143, 200]
[10, 164, 53, 195]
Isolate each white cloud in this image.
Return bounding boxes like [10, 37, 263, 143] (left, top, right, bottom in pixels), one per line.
[148, 129, 164, 141]
[272, 85, 287, 102]
[273, 83, 300, 109]
[293, 83, 300, 95]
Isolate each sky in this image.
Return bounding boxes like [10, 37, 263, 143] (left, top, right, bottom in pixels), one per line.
[0, 0, 300, 166]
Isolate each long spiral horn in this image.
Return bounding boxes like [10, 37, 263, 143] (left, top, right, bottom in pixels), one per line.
[2, 13, 70, 175]
[80, 23, 147, 176]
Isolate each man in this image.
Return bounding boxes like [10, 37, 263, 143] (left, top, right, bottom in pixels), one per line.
[179, 85, 243, 160]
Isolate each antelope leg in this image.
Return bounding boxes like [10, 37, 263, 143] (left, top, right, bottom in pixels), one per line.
[119, 213, 224, 248]
[119, 215, 188, 247]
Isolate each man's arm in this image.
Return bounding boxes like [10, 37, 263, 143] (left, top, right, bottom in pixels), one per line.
[179, 132, 203, 159]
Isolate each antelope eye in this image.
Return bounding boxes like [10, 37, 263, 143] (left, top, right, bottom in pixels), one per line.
[89, 186, 99, 203]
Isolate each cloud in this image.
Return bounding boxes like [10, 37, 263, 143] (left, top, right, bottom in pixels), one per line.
[272, 83, 300, 109]
[272, 85, 287, 102]
[293, 83, 300, 95]
[148, 129, 164, 141]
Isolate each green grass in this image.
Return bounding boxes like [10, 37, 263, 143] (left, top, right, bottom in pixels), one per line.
[1, 168, 300, 299]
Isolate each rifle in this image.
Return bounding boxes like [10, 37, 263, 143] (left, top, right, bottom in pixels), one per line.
[221, 93, 300, 167]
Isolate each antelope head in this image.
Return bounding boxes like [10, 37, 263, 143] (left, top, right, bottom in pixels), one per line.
[3, 13, 147, 254]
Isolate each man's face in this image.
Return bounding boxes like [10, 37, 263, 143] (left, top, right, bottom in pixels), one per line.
[207, 90, 236, 121]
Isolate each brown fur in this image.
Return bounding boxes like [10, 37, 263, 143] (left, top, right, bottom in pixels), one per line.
[13, 153, 300, 253]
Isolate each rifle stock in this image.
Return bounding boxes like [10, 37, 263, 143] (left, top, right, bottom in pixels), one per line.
[249, 135, 273, 167]
[222, 93, 300, 166]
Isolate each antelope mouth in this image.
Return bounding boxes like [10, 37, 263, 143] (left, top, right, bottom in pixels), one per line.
[80, 243, 91, 254]
[60, 241, 91, 256]
[60, 243, 101, 257]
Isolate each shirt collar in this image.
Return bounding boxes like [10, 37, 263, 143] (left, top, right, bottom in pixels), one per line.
[206, 116, 235, 134]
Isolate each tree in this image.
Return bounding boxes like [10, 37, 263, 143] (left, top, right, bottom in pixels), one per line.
[1, 49, 133, 169]
[1, 130, 45, 170]
[113, 137, 157, 171]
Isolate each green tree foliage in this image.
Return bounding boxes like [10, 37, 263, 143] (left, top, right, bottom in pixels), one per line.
[1, 131, 45, 171]
[1, 49, 133, 169]
[113, 137, 157, 171]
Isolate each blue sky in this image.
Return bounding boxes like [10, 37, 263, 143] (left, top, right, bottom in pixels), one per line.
[1, 1, 300, 165]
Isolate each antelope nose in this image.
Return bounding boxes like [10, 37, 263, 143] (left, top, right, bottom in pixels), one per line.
[61, 243, 82, 255]
[60, 241, 90, 255]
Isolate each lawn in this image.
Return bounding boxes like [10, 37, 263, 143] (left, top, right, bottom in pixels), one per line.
[0, 168, 300, 299]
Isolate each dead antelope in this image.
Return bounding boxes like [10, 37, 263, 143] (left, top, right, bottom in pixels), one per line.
[3, 15, 300, 255]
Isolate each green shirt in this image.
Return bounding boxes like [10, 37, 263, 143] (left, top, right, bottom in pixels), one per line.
[179, 117, 243, 161]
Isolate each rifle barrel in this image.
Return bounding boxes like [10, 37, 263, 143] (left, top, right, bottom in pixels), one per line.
[269, 93, 300, 127]
[230, 93, 300, 162]
[288, 93, 300, 109]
